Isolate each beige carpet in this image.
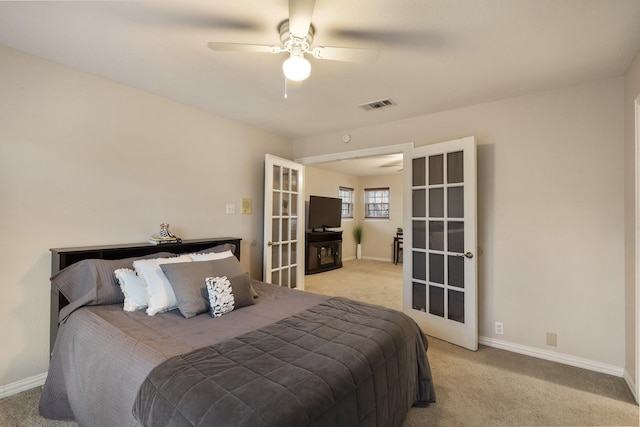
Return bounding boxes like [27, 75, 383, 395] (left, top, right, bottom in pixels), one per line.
[305, 258, 405, 311]
[2, 259, 638, 426]
[307, 259, 639, 426]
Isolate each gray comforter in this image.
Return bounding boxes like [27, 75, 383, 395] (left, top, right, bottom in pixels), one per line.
[40, 283, 434, 426]
[133, 297, 434, 427]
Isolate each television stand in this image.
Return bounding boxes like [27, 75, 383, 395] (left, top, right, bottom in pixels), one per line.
[305, 231, 342, 275]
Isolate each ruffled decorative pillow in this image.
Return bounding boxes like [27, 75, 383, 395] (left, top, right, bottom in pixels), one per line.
[205, 273, 255, 318]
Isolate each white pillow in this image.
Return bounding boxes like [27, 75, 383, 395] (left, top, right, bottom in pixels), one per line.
[114, 268, 147, 312]
[189, 250, 233, 262]
[133, 255, 192, 316]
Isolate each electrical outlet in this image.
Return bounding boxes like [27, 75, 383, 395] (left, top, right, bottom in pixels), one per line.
[546, 332, 557, 347]
[495, 322, 503, 335]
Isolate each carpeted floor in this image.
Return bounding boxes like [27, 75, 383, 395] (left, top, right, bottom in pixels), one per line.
[2, 258, 638, 426]
[307, 259, 639, 426]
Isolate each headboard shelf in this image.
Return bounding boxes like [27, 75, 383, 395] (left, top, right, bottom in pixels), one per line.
[49, 237, 242, 354]
[51, 237, 241, 274]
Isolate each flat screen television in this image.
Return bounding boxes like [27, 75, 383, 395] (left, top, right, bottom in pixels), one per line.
[308, 195, 342, 231]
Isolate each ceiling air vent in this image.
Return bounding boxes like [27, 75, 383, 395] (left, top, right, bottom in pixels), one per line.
[358, 98, 395, 111]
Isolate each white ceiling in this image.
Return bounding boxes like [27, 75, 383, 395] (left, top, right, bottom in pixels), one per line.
[309, 153, 405, 176]
[1, 1, 640, 174]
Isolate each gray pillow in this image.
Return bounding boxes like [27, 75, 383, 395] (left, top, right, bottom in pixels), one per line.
[178, 243, 236, 256]
[53, 252, 175, 321]
[204, 243, 236, 254]
[160, 257, 244, 318]
[205, 273, 255, 317]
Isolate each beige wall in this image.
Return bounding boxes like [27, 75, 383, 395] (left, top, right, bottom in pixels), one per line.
[294, 78, 626, 370]
[624, 49, 640, 398]
[358, 174, 404, 261]
[0, 45, 291, 389]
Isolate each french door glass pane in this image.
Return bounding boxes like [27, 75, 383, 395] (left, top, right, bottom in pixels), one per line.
[283, 193, 290, 216]
[448, 187, 464, 218]
[429, 154, 444, 185]
[290, 194, 298, 216]
[272, 219, 279, 242]
[448, 256, 464, 288]
[290, 266, 297, 288]
[429, 188, 444, 217]
[291, 242, 297, 265]
[412, 189, 426, 217]
[291, 170, 298, 192]
[429, 221, 444, 251]
[412, 282, 426, 312]
[412, 251, 426, 281]
[272, 191, 281, 216]
[283, 168, 290, 190]
[429, 253, 444, 284]
[273, 166, 281, 190]
[271, 245, 279, 269]
[282, 218, 289, 241]
[290, 219, 297, 241]
[281, 243, 289, 267]
[413, 220, 426, 249]
[448, 221, 465, 253]
[447, 151, 464, 183]
[448, 290, 465, 323]
[413, 157, 426, 186]
[429, 286, 444, 317]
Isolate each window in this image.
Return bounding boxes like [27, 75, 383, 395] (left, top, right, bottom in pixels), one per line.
[339, 186, 354, 218]
[365, 188, 390, 218]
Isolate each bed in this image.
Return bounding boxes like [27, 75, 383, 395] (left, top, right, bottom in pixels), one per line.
[40, 238, 435, 426]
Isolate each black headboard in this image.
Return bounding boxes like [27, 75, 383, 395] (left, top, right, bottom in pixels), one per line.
[49, 237, 241, 354]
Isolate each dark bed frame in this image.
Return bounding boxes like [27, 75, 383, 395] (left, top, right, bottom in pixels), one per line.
[49, 237, 242, 354]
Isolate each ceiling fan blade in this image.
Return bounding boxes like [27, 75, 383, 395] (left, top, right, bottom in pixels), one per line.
[311, 46, 379, 63]
[207, 42, 282, 54]
[288, 0, 315, 38]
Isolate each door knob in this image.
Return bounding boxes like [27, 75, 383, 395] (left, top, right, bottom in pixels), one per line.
[267, 241, 273, 246]
[456, 252, 474, 259]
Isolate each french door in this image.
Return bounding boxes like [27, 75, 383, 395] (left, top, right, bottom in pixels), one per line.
[403, 137, 478, 350]
[263, 154, 305, 289]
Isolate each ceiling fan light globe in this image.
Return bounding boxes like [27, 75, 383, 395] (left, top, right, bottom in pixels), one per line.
[283, 55, 311, 81]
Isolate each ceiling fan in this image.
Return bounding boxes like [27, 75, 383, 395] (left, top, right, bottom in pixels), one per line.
[207, 0, 379, 82]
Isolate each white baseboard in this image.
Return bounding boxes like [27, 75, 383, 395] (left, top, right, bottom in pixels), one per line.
[0, 372, 47, 400]
[361, 256, 394, 262]
[479, 336, 625, 377]
[343, 256, 395, 263]
[623, 368, 638, 403]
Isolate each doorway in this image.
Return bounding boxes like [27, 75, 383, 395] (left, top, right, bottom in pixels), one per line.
[297, 143, 413, 263]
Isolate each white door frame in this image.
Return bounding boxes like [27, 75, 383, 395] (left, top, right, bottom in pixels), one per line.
[296, 142, 414, 263]
[295, 142, 415, 166]
[634, 95, 640, 402]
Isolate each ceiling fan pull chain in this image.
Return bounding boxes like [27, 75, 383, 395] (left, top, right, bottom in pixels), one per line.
[284, 77, 288, 99]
